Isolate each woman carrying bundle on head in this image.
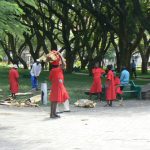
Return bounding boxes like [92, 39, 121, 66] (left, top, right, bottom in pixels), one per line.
[89, 62, 105, 102]
[48, 50, 70, 119]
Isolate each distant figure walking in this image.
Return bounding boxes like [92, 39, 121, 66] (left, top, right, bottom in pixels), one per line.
[30, 59, 42, 91]
[131, 60, 137, 78]
[9, 64, 19, 99]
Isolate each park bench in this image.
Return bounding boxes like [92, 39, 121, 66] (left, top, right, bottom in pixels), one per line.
[121, 80, 142, 99]
[84, 80, 142, 100]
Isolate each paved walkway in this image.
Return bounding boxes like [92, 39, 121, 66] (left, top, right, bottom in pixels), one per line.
[1, 100, 150, 150]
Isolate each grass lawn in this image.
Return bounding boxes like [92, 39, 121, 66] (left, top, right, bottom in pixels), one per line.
[0, 65, 150, 104]
[0, 66, 93, 104]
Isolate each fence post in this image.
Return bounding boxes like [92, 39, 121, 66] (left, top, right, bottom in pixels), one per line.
[41, 82, 47, 105]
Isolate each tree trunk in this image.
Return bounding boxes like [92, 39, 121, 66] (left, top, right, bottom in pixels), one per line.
[81, 58, 88, 70]
[116, 52, 121, 72]
[119, 0, 130, 69]
[66, 54, 74, 73]
[141, 55, 148, 74]
[18, 56, 28, 69]
[88, 58, 94, 76]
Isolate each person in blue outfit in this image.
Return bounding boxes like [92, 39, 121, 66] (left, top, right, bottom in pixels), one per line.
[30, 59, 42, 91]
[120, 66, 130, 90]
[131, 60, 137, 78]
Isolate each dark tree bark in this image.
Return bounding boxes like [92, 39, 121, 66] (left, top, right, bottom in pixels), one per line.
[0, 34, 28, 69]
[132, 0, 150, 32]
[138, 32, 150, 74]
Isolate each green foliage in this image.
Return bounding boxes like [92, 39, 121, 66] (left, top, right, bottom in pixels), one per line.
[0, 0, 149, 73]
[104, 46, 115, 60]
[22, 0, 37, 7]
[0, 0, 28, 37]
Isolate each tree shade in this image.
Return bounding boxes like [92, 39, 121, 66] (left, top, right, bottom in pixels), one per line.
[0, 0, 149, 73]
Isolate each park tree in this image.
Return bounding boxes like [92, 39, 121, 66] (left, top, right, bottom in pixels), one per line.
[16, 0, 49, 62]
[138, 31, 150, 74]
[132, 0, 150, 32]
[15, 0, 112, 72]
[17, 0, 77, 72]
[0, 0, 26, 35]
[0, 0, 37, 68]
[1, 0, 149, 73]
[0, 33, 29, 68]
[17, 0, 84, 72]
[54, 0, 112, 73]
[132, 0, 150, 74]
[78, 0, 146, 71]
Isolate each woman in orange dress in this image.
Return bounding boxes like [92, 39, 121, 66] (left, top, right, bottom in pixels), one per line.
[9, 64, 19, 99]
[89, 62, 105, 101]
[105, 65, 116, 106]
[49, 51, 69, 118]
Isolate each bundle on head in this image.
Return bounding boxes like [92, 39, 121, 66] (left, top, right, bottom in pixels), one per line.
[46, 50, 66, 69]
[46, 50, 60, 63]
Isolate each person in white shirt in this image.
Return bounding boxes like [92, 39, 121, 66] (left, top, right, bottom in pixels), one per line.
[30, 59, 42, 90]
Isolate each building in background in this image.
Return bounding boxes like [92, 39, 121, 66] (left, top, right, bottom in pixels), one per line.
[21, 48, 33, 69]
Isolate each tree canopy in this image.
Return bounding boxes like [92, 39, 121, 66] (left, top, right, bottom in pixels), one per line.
[0, 0, 149, 73]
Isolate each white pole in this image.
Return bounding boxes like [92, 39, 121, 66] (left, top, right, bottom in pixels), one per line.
[41, 82, 47, 105]
[63, 100, 70, 111]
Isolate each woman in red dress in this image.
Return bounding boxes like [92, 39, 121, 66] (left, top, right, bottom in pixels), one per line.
[89, 62, 105, 101]
[9, 64, 19, 99]
[49, 51, 69, 118]
[105, 65, 116, 106]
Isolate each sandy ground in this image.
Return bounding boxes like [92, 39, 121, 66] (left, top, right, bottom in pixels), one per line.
[1, 100, 150, 150]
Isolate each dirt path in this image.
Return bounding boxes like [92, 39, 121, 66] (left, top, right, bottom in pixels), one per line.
[1, 100, 150, 150]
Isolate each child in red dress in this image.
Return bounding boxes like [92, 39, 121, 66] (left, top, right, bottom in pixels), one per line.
[105, 65, 116, 106]
[49, 50, 69, 118]
[114, 73, 123, 106]
[9, 64, 19, 99]
[89, 62, 105, 101]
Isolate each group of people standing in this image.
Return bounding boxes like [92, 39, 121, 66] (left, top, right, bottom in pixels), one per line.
[8, 50, 131, 119]
[89, 62, 130, 107]
[8, 50, 70, 119]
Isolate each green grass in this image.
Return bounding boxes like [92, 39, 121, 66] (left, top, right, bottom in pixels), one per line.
[0, 66, 93, 103]
[0, 65, 150, 104]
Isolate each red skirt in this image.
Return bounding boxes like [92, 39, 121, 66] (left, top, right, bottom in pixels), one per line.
[106, 84, 116, 101]
[116, 86, 123, 95]
[49, 81, 69, 103]
[90, 77, 102, 93]
[10, 81, 19, 94]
